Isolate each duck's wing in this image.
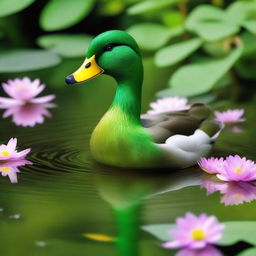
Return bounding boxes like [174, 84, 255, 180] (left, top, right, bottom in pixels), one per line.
[141, 103, 211, 143]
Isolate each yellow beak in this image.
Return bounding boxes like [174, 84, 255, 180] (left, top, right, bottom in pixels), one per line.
[65, 55, 104, 84]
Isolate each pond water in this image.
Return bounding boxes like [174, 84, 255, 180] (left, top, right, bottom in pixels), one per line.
[0, 58, 255, 256]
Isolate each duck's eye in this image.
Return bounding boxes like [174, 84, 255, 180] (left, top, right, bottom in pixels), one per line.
[104, 44, 114, 52]
[85, 62, 91, 68]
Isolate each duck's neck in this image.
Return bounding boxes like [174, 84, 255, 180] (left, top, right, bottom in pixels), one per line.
[110, 61, 143, 124]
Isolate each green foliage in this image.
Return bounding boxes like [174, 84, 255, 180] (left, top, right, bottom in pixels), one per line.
[143, 221, 256, 246]
[243, 20, 256, 35]
[155, 38, 202, 67]
[237, 248, 256, 256]
[0, 0, 35, 17]
[0, 49, 61, 72]
[127, 0, 182, 15]
[169, 46, 242, 96]
[127, 23, 172, 51]
[39, 0, 95, 31]
[37, 34, 92, 58]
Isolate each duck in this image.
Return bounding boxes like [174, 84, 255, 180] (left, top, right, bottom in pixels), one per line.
[65, 30, 222, 169]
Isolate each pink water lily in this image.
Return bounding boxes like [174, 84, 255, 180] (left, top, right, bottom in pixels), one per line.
[0, 77, 55, 106]
[176, 245, 223, 256]
[146, 97, 190, 115]
[214, 109, 245, 124]
[162, 212, 225, 250]
[198, 157, 224, 174]
[216, 155, 256, 182]
[1, 102, 56, 127]
[0, 138, 30, 161]
[0, 159, 32, 183]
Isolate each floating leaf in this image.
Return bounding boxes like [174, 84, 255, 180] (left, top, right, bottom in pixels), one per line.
[155, 38, 202, 67]
[237, 248, 256, 256]
[143, 221, 256, 246]
[243, 20, 256, 35]
[37, 34, 92, 58]
[0, 0, 35, 17]
[0, 49, 61, 73]
[169, 47, 242, 96]
[127, 23, 171, 51]
[40, 0, 95, 31]
[127, 0, 181, 15]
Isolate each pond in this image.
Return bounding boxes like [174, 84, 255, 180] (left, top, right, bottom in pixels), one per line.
[0, 58, 255, 256]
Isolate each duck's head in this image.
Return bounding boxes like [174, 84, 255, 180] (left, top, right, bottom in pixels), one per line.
[65, 30, 142, 85]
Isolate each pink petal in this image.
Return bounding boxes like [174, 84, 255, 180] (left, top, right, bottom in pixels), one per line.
[30, 94, 55, 104]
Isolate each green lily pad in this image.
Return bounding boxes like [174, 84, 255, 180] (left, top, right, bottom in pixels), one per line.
[0, 0, 35, 17]
[155, 38, 202, 67]
[169, 46, 243, 96]
[127, 0, 181, 15]
[237, 248, 256, 256]
[0, 49, 61, 73]
[127, 23, 172, 51]
[142, 221, 256, 246]
[37, 34, 92, 58]
[40, 0, 95, 31]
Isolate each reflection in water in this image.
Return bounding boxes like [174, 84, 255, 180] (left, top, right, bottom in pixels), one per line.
[176, 245, 222, 256]
[201, 175, 256, 206]
[92, 166, 202, 256]
[0, 159, 32, 183]
[0, 103, 56, 127]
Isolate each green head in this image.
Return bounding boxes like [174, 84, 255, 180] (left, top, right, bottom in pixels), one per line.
[65, 30, 143, 84]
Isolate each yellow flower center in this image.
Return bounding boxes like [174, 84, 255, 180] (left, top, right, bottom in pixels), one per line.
[1, 167, 10, 173]
[191, 229, 206, 241]
[234, 168, 243, 174]
[1, 151, 10, 157]
[235, 193, 242, 199]
[18, 85, 26, 90]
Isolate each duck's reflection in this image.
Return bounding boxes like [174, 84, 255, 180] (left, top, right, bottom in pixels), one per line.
[91, 165, 212, 256]
[201, 174, 256, 206]
[0, 102, 56, 127]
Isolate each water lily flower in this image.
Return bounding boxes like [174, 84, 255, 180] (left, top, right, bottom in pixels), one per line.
[201, 179, 228, 195]
[176, 245, 223, 256]
[0, 138, 30, 161]
[198, 157, 224, 174]
[214, 109, 245, 124]
[0, 159, 31, 183]
[146, 97, 190, 115]
[216, 155, 256, 182]
[162, 212, 225, 250]
[0, 77, 55, 106]
[1, 102, 56, 127]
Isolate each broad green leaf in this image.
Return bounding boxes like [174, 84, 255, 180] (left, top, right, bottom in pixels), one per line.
[186, 5, 224, 31]
[156, 88, 186, 98]
[169, 47, 242, 96]
[127, 23, 171, 51]
[0, 49, 61, 73]
[155, 38, 202, 67]
[37, 34, 92, 58]
[143, 221, 256, 246]
[237, 248, 256, 256]
[241, 32, 256, 57]
[40, 0, 95, 31]
[127, 0, 181, 15]
[0, 0, 35, 17]
[98, 0, 125, 16]
[243, 20, 256, 35]
[161, 10, 184, 28]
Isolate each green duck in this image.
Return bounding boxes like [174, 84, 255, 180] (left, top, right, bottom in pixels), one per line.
[65, 30, 222, 169]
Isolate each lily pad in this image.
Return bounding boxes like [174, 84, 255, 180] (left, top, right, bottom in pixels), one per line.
[169, 46, 243, 96]
[0, 49, 61, 73]
[37, 34, 92, 58]
[40, 0, 95, 31]
[155, 38, 202, 67]
[142, 221, 256, 246]
[127, 0, 181, 15]
[0, 0, 35, 17]
[237, 248, 256, 256]
[127, 23, 172, 51]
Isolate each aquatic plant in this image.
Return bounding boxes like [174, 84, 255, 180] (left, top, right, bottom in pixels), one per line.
[214, 109, 245, 124]
[146, 96, 190, 115]
[198, 157, 224, 174]
[162, 212, 224, 249]
[0, 138, 30, 161]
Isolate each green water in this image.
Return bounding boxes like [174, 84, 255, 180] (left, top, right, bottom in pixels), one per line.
[0, 58, 255, 256]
